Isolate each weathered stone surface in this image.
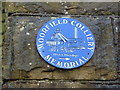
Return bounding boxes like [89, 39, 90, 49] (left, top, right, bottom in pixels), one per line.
[2, 15, 118, 80]
[3, 80, 119, 88]
[2, 16, 55, 79]
[5, 2, 118, 15]
[1, 1, 119, 89]
[0, 1, 2, 90]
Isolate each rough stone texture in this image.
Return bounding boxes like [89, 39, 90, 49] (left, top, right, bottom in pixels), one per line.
[2, 2, 119, 89]
[2, 15, 118, 80]
[0, 1, 2, 90]
[3, 80, 119, 88]
[5, 2, 118, 15]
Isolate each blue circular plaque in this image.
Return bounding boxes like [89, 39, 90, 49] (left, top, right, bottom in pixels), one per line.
[36, 18, 95, 69]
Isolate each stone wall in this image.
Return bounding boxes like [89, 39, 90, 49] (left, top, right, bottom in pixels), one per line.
[0, 1, 2, 90]
[1, 2, 120, 89]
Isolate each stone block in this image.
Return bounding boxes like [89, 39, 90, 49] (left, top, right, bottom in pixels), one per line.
[5, 2, 118, 15]
[3, 80, 119, 88]
[2, 16, 118, 80]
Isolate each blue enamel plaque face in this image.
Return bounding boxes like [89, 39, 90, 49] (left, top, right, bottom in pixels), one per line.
[36, 18, 95, 69]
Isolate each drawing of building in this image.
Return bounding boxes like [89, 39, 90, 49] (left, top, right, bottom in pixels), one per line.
[46, 28, 86, 52]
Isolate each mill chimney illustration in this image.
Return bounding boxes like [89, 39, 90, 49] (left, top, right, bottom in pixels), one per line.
[74, 27, 78, 38]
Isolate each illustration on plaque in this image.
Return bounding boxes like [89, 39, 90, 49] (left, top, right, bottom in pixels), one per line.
[46, 28, 86, 52]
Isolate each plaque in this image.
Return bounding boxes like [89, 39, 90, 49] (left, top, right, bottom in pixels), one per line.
[36, 18, 95, 69]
